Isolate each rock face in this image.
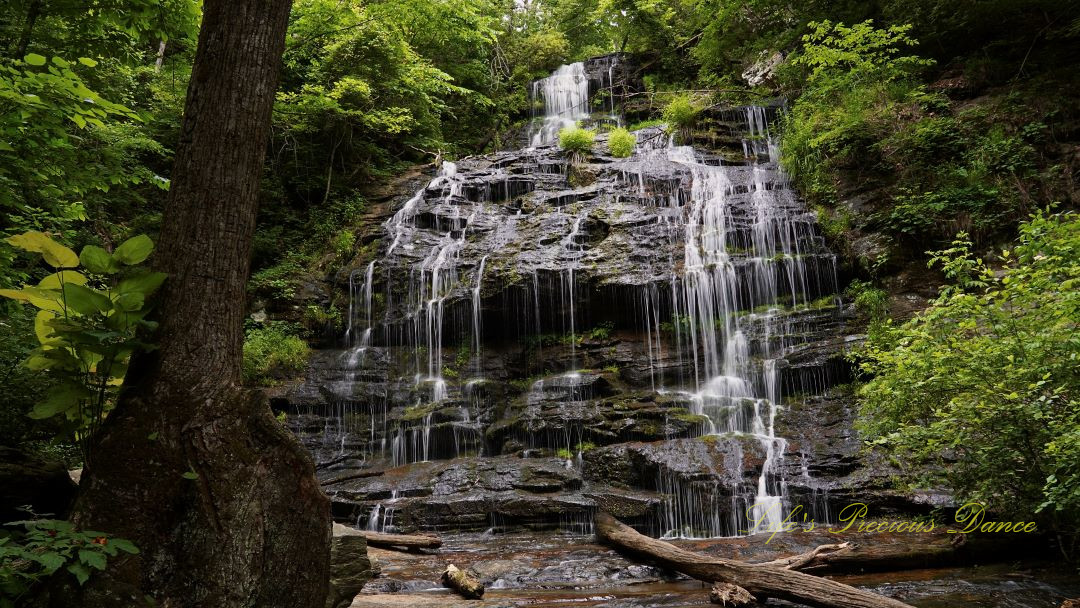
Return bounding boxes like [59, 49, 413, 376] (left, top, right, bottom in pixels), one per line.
[326, 523, 379, 608]
[0, 446, 78, 522]
[281, 61, 922, 539]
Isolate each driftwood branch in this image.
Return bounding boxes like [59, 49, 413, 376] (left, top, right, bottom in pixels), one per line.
[760, 542, 853, 570]
[710, 582, 758, 606]
[357, 530, 441, 550]
[441, 564, 484, 599]
[595, 512, 912, 608]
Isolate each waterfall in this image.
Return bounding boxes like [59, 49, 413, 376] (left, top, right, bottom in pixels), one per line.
[313, 62, 841, 536]
[654, 108, 837, 537]
[530, 62, 590, 147]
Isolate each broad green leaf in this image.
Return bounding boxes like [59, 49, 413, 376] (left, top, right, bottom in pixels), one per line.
[67, 562, 90, 585]
[113, 235, 154, 265]
[0, 287, 64, 312]
[34, 551, 65, 573]
[24, 53, 46, 66]
[105, 307, 149, 332]
[117, 272, 168, 297]
[27, 348, 83, 371]
[61, 283, 112, 315]
[52, 56, 70, 68]
[39, 271, 88, 289]
[182, 471, 199, 480]
[80, 245, 119, 274]
[110, 538, 139, 554]
[29, 384, 89, 419]
[78, 57, 98, 67]
[34, 310, 55, 343]
[6, 231, 79, 268]
[114, 292, 144, 312]
[78, 550, 107, 571]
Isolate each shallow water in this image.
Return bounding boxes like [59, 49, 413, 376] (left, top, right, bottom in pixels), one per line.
[352, 531, 1080, 607]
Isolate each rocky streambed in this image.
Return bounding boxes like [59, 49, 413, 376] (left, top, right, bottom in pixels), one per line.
[346, 529, 1079, 608]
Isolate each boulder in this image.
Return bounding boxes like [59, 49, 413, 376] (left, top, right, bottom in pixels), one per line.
[326, 523, 380, 608]
[0, 446, 78, 522]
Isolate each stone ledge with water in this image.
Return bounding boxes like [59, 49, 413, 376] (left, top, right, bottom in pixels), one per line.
[281, 60, 933, 541]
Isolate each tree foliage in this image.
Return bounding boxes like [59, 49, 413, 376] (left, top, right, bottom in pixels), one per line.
[856, 211, 1080, 535]
[0, 232, 164, 465]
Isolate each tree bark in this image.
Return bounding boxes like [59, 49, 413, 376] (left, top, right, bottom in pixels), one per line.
[64, 1, 332, 607]
[14, 0, 42, 59]
[596, 512, 913, 608]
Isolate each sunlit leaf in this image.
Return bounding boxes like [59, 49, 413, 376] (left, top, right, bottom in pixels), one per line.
[113, 234, 154, 265]
[80, 245, 119, 274]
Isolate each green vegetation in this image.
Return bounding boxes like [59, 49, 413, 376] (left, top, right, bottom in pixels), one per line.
[607, 127, 636, 157]
[1, 519, 139, 604]
[587, 321, 614, 341]
[661, 94, 700, 133]
[242, 323, 310, 385]
[845, 279, 888, 323]
[558, 126, 596, 159]
[0, 232, 164, 465]
[856, 211, 1080, 539]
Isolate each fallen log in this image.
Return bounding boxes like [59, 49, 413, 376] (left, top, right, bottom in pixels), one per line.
[596, 512, 913, 608]
[759, 542, 852, 570]
[710, 582, 758, 606]
[357, 530, 441, 550]
[321, 469, 384, 486]
[441, 564, 484, 599]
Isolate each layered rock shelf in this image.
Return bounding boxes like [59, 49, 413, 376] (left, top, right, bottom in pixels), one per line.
[280, 62, 934, 540]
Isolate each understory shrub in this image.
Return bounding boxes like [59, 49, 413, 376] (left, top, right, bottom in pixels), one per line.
[855, 211, 1080, 542]
[661, 94, 699, 131]
[558, 126, 596, 159]
[242, 323, 310, 385]
[607, 127, 636, 157]
[0, 519, 138, 605]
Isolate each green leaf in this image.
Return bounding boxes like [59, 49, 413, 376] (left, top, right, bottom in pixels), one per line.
[117, 272, 168, 298]
[52, 56, 70, 68]
[61, 283, 112, 315]
[34, 310, 56, 343]
[6, 231, 79, 268]
[0, 287, 64, 312]
[113, 292, 144, 312]
[80, 245, 119, 274]
[78, 549, 107, 571]
[78, 57, 98, 67]
[182, 471, 199, 480]
[35, 551, 66, 573]
[39, 271, 88, 289]
[67, 562, 90, 585]
[113, 235, 154, 265]
[110, 538, 139, 554]
[29, 384, 89, 419]
[24, 53, 46, 66]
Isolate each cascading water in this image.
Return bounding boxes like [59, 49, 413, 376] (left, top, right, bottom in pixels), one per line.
[311, 61, 841, 536]
[530, 62, 590, 147]
[649, 107, 838, 537]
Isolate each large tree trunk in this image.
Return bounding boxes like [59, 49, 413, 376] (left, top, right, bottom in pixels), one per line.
[63, 1, 332, 607]
[596, 513, 913, 608]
